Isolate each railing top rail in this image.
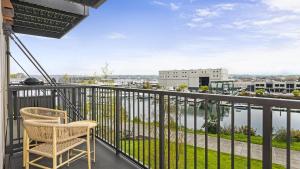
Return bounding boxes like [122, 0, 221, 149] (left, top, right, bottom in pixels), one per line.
[8, 85, 300, 109]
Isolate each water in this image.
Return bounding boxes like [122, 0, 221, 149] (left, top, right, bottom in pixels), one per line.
[124, 98, 300, 136]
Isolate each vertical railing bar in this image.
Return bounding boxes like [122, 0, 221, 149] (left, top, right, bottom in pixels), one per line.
[168, 95, 171, 169]
[184, 97, 187, 169]
[217, 101, 221, 169]
[175, 96, 178, 169]
[138, 92, 140, 162]
[129, 91, 131, 157]
[116, 89, 120, 154]
[111, 89, 114, 145]
[148, 93, 151, 168]
[262, 105, 272, 169]
[231, 102, 235, 169]
[133, 91, 136, 160]
[120, 91, 123, 153]
[247, 103, 251, 169]
[124, 91, 126, 154]
[204, 99, 208, 169]
[106, 89, 109, 142]
[194, 98, 197, 169]
[143, 92, 145, 166]
[101, 88, 104, 139]
[286, 108, 291, 169]
[159, 92, 165, 169]
[154, 94, 157, 169]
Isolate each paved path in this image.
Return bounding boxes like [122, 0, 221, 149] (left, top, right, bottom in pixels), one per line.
[121, 124, 300, 169]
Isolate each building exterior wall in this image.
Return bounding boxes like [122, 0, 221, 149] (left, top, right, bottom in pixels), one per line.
[159, 68, 228, 89]
[0, 4, 7, 168]
[234, 81, 300, 93]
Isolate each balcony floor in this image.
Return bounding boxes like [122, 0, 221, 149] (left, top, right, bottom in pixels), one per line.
[7, 140, 141, 169]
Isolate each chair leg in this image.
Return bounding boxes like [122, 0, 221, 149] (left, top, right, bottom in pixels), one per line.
[93, 129, 96, 163]
[53, 156, 57, 169]
[59, 155, 62, 165]
[67, 150, 70, 167]
[23, 129, 26, 167]
[25, 132, 30, 169]
[87, 130, 91, 169]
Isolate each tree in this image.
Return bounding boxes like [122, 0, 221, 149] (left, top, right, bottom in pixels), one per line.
[255, 89, 265, 96]
[292, 90, 300, 97]
[199, 85, 209, 93]
[176, 83, 188, 92]
[62, 74, 70, 83]
[143, 81, 152, 89]
[101, 63, 112, 79]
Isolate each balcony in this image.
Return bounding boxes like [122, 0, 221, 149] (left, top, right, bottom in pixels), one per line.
[5, 84, 300, 169]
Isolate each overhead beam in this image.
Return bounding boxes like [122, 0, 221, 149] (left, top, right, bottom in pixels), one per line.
[12, 0, 89, 38]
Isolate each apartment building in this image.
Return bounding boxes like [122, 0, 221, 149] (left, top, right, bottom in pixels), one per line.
[159, 68, 228, 89]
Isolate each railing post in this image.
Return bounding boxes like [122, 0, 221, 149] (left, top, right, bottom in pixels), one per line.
[7, 89, 14, 155]
[115, 89, 120, 155]
[263, 106, 272, 169]
[71, 87, 76, 121]
[91, 87, 96, 121]
[51, 89, 56, 109]
[159, 92, 165, 169]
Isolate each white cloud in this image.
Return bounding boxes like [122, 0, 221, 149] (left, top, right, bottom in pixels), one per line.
[170, 3, 180, 11]
[186, 3, 236, 29]
[107, 32, 127, 40]
[152, 1, 180, 11]
[253, 15, 299, 26]
[186, 22, 212, 28]
[152, 1, 166, 6]
[195, 8, 218, 17]
[230, 15, 300, 30]
[263, 0, 300, 13]
[214, 3, 236, 11]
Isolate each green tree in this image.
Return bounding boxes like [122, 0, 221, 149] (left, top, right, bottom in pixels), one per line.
[292, 90, 300, 97]
[143, 81, 152, 89]
[176, 83, 188, 91]
[199, 85, 209, 92]
[255, 89, 265, 96]
[62, 74, 70, 83]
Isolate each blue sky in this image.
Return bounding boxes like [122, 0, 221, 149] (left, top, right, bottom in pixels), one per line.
[10, 0, 300, 75]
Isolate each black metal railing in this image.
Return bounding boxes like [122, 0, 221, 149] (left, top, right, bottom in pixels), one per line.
[6, 85, 300, 169]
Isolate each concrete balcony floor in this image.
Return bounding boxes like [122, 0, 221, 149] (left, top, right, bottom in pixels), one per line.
[7, 141, 140, 169]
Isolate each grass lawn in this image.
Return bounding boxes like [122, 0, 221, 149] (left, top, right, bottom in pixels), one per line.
[203, 132, 300, 151]
[121, 140, 284, 169]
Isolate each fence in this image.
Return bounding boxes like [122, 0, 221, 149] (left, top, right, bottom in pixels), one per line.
[7, 85, 300, 169]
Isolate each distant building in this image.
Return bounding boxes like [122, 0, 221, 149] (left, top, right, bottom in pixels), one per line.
[235, 80, 300, 93]
[159, 68, 229, 90]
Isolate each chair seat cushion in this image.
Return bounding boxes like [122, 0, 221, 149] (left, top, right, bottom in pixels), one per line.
[29, 138, 86, 158]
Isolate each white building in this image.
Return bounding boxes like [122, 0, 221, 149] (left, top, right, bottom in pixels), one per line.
[159, 68, 228, 90]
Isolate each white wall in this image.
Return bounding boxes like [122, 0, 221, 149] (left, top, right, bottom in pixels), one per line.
[0, 2, 7, 167]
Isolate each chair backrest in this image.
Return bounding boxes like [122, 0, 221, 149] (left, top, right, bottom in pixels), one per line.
[20, 107, 67, 123]
[23, 120, 88, 143]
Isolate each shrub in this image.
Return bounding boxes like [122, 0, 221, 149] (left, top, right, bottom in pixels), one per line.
[236, 126, 257, 136]
[239, 90, 250, 96]
[177, 83, 188, 92]
[255, 89, 265, 96]
[274, 129, 300, 142]
[143, 82, 152, 89]
[202, 115, 218, 134]
[200, 86, 209, 93]
[292, 90, 300, 97]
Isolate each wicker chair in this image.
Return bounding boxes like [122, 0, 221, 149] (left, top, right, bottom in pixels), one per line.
[23, 120, 92, 169]
[20, 107, 68, 167]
